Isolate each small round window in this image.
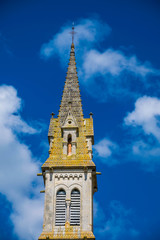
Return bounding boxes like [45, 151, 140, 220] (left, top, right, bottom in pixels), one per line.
[68, 120, 72, 124]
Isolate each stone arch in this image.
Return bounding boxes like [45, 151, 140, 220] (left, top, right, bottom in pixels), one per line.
[55, 183, 68, 194]
[69, 183, 82, 192]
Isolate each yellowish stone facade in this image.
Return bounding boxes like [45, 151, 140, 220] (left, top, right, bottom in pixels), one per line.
[38, 43, 98, 240]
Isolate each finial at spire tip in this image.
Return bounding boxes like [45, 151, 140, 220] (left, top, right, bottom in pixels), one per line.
[72, 22, 74, 29]
[50, 112, 55, 118]
[70, 22, 76, 44]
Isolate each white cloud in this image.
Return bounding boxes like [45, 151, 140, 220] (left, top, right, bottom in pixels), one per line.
[133, 141, 160, 157]
[40, 18, 111, 61]
[93, 138, 119, 166]
[87, 96, 160, 172]
[40, 18, 160, 101]
[94, 135, 160, 171]
[81, 49, 159, 101]
[122, 96, 160, 171]
[82, 49, 154, 79]
[124, 96, 160, 141]
[0, 85, 43, 240]
[103, 201, 139, 240]
[11, 197, 44, 240]
[94, 199, 139, 240]
[129, 139, 160, 172]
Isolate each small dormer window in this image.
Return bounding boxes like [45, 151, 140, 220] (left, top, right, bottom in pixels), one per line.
[67, 134, 72, 156]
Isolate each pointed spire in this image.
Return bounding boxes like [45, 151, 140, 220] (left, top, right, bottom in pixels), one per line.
[59, 33, 83, 126]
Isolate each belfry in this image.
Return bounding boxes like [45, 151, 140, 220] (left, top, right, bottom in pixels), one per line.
[38, 32, 98, 240]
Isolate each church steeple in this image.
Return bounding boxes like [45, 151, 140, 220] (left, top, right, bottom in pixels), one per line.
[59, 43, 83, 126]
[38, 28, 98, 240]
[42, 41, 95, 168]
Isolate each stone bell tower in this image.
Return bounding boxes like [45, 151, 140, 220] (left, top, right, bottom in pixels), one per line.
[38, 39, 98, 240]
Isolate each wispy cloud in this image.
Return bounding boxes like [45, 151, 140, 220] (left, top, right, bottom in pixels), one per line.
[82, 49, 155, 78]
[93, 138, 119, 166]
[40, 18, 111, 62]
[40, 18, 160, 101]
[81, 49, 159, 101]
[0, 85, 43, 240]
[93, 199, 106, 230]
[94, 199, 139, 240]
[0, 32, 13, 56]
[94, 136, 160, 172]
[131, 140, 160, 172]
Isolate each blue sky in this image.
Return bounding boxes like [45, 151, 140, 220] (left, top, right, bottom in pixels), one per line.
[0, 0, 160, 239]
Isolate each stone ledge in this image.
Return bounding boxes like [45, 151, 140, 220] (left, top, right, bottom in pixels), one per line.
[38, 231, 95, 240]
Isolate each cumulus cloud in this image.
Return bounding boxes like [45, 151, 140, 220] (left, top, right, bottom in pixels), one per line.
[122, 95, 160, 171]
[40, 18, 160, 101]
[94, 103, 160, 171]
[94, 199, 139, 240]
[0, 85, 43, 240]
[93, 138, 119, 166]
[11, 197, 43, 239]
[125, 96, 160, 141]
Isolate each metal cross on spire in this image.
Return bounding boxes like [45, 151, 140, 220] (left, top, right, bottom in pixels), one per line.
[70, 22, 76, 43]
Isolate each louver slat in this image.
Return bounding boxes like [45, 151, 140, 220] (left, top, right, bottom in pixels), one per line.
[70, 190, 80, 226]
[55, 190, 66, 226]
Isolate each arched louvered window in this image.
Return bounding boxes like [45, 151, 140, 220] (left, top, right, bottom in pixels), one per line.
[70, 189, 80, 226]
[55, 189, 66, 226]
